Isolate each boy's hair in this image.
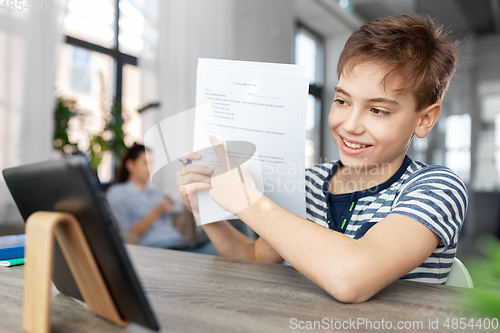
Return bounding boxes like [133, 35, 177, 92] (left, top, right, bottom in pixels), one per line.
[337, 14, 457, 111]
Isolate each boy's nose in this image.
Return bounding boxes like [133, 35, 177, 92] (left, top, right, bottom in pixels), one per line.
[343, 110, 365, 135]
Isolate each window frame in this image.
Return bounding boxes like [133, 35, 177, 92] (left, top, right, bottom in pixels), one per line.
[295, 21, 325, 165]
[64, 0, 138, 103]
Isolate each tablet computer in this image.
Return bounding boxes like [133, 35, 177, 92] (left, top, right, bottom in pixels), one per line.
[2, 155, 159, 331]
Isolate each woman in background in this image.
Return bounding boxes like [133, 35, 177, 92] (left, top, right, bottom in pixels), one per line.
[106, 144, 187, 248]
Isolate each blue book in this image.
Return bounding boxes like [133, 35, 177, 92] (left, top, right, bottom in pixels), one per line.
[0, 234, 25, 260]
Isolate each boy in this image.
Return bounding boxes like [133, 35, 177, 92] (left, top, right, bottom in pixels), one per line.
[176, 14, 467, 303]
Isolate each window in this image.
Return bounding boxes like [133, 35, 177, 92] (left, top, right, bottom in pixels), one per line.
[295, 23, 324, 168]
[478, 93, 500, 190]
[411, 136, 428, 164]
[471, 81, 500, 191]
[444, 114, 471, 183]
[56, 0, 146, 182]
[64, 0, 115, 48]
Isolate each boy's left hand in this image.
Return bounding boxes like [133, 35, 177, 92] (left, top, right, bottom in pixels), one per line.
[209, 136, 263, 216]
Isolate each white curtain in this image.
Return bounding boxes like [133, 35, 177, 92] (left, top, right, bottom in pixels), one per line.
[140, 0, 234, 196]
[0, 3, 67, 224]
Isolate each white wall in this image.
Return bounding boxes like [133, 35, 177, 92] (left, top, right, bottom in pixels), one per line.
[233, 0, 294, 64]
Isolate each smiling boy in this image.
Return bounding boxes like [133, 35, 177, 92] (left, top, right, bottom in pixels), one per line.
[176, 14, 468, 303]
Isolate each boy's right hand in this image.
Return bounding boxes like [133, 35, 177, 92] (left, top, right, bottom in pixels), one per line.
[175, 152, 213, 220]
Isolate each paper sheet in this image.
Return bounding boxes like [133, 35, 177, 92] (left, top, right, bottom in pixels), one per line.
[193, 58, 309, 224]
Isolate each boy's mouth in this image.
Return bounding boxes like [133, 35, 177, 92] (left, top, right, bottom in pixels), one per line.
[341, 136, 372, 149]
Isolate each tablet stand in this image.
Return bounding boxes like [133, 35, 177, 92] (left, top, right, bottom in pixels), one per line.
[23, 211, 129, 333]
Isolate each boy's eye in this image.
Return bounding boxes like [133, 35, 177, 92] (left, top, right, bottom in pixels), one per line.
[334, 99, 348, 106]
[371, 108, 389, 116]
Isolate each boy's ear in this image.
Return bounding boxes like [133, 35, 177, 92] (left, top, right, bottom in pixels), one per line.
[414, 103, 441, 138]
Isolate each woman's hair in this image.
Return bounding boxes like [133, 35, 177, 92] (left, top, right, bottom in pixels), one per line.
[337, 13, 458, 111]
[115, 144, 149, 184]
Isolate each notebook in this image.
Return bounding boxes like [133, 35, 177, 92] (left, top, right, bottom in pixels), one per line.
[0, 234, 25, 260]
[0, 258, 25, 267]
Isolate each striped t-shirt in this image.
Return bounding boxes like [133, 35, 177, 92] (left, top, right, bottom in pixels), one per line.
[305, 155, 468, 284]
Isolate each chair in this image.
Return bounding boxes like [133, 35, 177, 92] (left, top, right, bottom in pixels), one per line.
[446, 257, 474, 288]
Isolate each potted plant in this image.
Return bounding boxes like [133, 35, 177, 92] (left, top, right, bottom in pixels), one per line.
[53, 96, 159, 171]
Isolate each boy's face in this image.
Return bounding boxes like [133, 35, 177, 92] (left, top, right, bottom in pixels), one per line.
[329, 62, 423, 171]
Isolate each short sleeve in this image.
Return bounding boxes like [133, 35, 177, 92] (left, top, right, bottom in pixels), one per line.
[390, 167, 468, 251]
[105, 186, 134, 232]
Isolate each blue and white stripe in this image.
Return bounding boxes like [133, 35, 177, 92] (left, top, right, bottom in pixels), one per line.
[305, 158, 468, 284]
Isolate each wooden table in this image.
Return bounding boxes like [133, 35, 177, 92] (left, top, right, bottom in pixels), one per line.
[0, 244, 488, 332]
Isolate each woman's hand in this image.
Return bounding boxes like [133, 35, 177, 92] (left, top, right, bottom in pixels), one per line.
[175, 151, 212, 222]
[129, 198, 175, 238]
[209, 136, 263, 216]
[155, 198, 174, 215]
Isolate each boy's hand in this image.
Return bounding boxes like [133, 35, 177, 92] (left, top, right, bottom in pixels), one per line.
[209, 136, 263, 216]
[175, 151, 212, 223]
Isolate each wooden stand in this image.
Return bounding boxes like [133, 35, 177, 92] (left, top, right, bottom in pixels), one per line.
[23, 211, 129, 333]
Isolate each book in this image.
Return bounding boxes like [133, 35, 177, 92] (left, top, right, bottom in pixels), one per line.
[0, 258, 25, 267]
[0, 234, 25, 260]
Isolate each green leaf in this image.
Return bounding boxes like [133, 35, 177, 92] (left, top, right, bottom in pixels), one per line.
[462, 235, 500, 318]
[55, 92, 160, 171]
[137, 102, 160, 113]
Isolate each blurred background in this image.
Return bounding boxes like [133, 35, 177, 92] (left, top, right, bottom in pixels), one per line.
[0, 0, 499, 258]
